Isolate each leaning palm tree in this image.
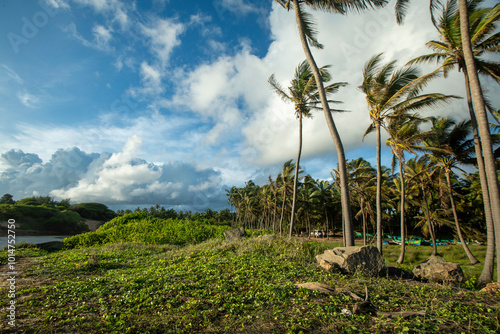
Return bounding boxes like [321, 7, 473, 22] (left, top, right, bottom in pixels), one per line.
[424, 116, 480, 264]
[269, 60, 347, 238]
[386, 113, 430, 264]
[275, 0, 388, 246]
[395, 0, 500, 283]
[360, 53, 457, 254]
[408, 0, 499, 282]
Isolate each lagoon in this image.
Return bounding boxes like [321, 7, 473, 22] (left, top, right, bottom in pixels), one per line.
[0, 235, 70, 250]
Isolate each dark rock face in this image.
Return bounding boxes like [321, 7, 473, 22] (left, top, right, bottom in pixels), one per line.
[223, 227, 246, 242]
[412, 256, 464, 284]
[316, 246, 386, 277]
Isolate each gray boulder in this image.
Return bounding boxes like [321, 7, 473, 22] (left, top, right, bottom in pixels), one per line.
[316, 245, 385, 276]
[223, 227, 246, 242]
[412, 256, 464, 284]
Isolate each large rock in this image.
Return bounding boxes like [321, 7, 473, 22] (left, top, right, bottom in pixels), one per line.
[223, 227, 246, 242]
[412, 256, 464, 284]
[480, 282, 500, 294]
[316, 246, 385, 276]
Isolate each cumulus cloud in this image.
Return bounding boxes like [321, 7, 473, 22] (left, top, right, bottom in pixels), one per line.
[140, 17, 185, 66]
[0, 136, 229, 210]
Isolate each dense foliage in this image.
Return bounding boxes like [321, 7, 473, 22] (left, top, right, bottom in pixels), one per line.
[69, 202, 117, 221]
[63, 212, 231, 249]
[228, 157, 498, 242]
[0, 204, 88, 234]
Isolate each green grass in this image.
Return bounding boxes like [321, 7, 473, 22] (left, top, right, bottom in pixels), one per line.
[1, 237, 499, 333]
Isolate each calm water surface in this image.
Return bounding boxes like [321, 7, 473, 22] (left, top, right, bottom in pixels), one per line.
[0, 235, 70, 249]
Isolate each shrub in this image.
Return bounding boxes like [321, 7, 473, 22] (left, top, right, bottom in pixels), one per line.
[69, 202, 116, 221]
[63, 213, 231, 249]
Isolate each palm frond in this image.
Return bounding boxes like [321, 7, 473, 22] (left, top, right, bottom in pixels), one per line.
[297, 6, 324, 49]
[268, 74, 292, 103]
[394, 0, 411, 25]
[471, 3, 500, 45]
[304, 0, 388, 14]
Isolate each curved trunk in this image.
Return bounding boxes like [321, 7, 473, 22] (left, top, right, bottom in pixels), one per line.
[459, 0, 500, 280]
[422, 185, 438, 256]
[289, 114, 303, 237]
[376, 120, 383, 254]
[292, 0, 354, 246]
[396, 158, 406, 264]
[463, 71, 495, 283]
[445, 170, 480, 265]
[279, 185, 286, 236]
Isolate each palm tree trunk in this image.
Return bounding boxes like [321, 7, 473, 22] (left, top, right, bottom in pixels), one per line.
[396, 159, 406, 264]
[289, 114, 303, 238]
[361, 198, 367, 246]
[292, 0, 354, 246]
[422, 185, 438, 256]
[445, 170, 480, 265]
[279, 185, 286, 236]
[464, 71, 495, 283]
[459, 0, 500, 280]
[376, 120, 383, 254]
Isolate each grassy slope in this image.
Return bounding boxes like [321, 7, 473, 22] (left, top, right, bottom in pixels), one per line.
[0, 238, 499, 333]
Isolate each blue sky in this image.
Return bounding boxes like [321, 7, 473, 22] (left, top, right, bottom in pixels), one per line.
[1, 0, 499, 211]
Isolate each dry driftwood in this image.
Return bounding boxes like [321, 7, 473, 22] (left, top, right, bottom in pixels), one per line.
[376, 310, 427, 319]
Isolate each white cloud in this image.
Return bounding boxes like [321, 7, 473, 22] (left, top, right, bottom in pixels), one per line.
[140, 17, 185, 66]
[0, 137, 229, 209]
[92, 24, 113, 50]
[72, 0, 129, 27]
[1, 64, 23, 84]
[17, 91, 41, 108]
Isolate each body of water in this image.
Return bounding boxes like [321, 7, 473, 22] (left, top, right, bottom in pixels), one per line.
[0, 235, 70, 250]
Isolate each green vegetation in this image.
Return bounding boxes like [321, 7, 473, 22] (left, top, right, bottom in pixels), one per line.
[68, 202, 117, 221]
[0, 236, 498, 333]
[0, 204, 88, 235]
[0, 196, 120, 235]
[63, 213, 231, 249]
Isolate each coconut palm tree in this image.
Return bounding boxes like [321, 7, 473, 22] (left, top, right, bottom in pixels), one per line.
[395, 0, 500, 283]
[275, 0, 388, 246]
[408, 0, 499, 282]
[406, 155, 439, 256]
[360, 53, 457, 254]
[277, 160, 295, 235]
[269, 60, 347, 238]
[386, 113, 431, 263]
[423, 116, 480, 264]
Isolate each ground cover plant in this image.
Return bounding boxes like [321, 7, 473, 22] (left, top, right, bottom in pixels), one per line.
[1, 235, 499, 333]
[63, 212, 231, 248]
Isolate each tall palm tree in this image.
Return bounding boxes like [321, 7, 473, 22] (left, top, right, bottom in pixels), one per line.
[406, 155, 439, 256]
[424, 116, 480, 264]
[346, 158, 376, 245]
[275, 0, 388, 246]
[360, 53, 457, 254]
[277, 160, 295, 235]
[386, 113, 430, 263]
[408, 0, 499, 282]
[395, 0, 500, 283]
[269, 60, 347, 237]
